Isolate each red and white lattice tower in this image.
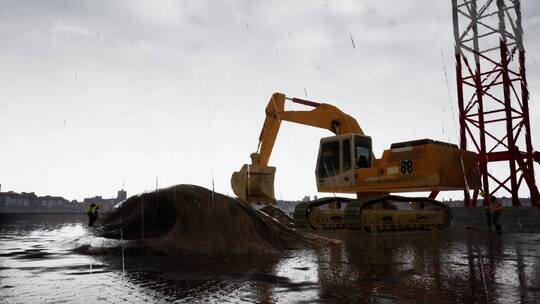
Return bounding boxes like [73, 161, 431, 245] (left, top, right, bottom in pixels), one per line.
[452, 0, 540, 208]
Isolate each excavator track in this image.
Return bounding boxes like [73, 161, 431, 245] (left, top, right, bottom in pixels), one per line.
[293, 197, 354, 230]
[293, 196, 452, 233]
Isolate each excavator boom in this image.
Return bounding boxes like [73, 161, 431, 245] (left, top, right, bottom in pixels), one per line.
[231, 92, 365, 204]
[257, 93, 364, 167]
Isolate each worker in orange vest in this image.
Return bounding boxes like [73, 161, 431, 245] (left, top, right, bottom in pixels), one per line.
[482, 193, 503, 234]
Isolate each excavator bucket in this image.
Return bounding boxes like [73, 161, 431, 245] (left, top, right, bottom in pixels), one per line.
[231, 164, 276, 205]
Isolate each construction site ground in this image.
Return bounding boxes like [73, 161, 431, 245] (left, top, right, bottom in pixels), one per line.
[1, 212, 539, 304]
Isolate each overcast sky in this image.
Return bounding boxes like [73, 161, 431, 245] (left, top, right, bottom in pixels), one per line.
[1, 0, 539, 202]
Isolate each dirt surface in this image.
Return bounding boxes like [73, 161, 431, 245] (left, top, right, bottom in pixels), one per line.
[452, 207, 540, 233]
[1, 213, 539, 303]
[97, 184, 331, 256]
[259, 205, 296, 227]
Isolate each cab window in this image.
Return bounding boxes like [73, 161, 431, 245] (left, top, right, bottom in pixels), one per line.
[318, 141, 340, 178]
[355, 136, 372, 168]
[343, 139, 351, 172]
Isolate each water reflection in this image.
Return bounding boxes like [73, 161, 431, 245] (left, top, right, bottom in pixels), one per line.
[1, 214, 540, 303]
[272, 251, 320, 303]
[301, 231, 540, 303]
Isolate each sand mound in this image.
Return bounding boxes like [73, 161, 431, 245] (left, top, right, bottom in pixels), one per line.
[259, 205, 296, 227]
[98, 184, 335, 255]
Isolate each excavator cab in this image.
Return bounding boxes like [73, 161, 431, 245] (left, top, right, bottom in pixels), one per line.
[316, 133, 372, 191]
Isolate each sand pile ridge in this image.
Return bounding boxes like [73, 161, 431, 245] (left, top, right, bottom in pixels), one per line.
[98, 184, 337, 255]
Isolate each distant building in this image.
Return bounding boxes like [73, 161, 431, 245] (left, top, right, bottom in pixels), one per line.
[116, 189, 127, 203]
[440, 196, 531, 207]
[0, 191, 80, 213]
[82, 189, 128, 212]
[0, 188, 128, 213]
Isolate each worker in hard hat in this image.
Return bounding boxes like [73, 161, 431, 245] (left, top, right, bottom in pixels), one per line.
[480, 191, 503, 234]
[480, 191, 492, 228]
[488, 196, 503, 234]
[86, 203, 100, 227]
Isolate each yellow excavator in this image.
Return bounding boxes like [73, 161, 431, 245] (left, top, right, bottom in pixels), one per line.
[231, 92, 481, 233]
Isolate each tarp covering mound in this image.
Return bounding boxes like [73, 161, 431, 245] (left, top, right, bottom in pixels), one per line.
[98, 184, 335, 255]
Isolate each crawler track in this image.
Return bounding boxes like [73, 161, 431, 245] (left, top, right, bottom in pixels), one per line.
[293, 196, 453, 233]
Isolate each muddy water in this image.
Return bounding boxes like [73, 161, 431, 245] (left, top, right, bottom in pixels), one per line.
[1, 214, 539, 303]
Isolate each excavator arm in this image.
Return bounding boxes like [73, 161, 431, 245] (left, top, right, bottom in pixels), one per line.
[231, 92, 364, 204]
[257, 93, 364, 167]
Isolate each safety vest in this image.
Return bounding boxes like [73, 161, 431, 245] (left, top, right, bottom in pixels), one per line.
[490, 200, 503, 213]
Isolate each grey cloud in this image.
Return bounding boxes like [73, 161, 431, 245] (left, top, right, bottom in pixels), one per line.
[0, 0, 539, 200]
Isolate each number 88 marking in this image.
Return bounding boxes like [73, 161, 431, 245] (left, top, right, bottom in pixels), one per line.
[400, 160, 413, 174]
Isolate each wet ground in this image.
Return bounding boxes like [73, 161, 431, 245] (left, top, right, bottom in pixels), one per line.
[1, 213, 539, 303]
